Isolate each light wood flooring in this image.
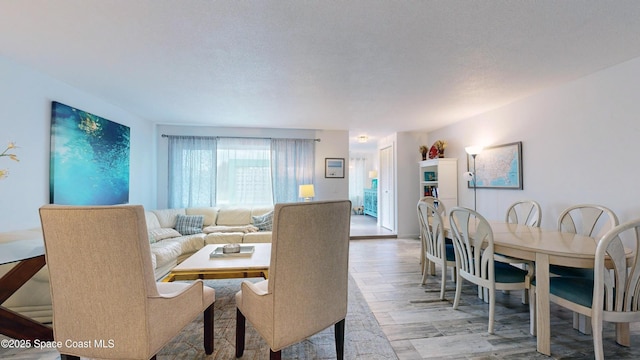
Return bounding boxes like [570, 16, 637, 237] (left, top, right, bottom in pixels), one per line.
[349, 237, 640, 359]
[350, 214, 396, 239]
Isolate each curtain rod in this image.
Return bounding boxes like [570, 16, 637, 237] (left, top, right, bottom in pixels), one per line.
[161, 134, 321, 142]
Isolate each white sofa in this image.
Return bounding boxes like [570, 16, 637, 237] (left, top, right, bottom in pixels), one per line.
[146, 206, 273, 280]
[0, 205, 273, 324]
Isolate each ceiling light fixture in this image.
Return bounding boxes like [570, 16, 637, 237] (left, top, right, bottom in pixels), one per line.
[357, 135, 368, 143]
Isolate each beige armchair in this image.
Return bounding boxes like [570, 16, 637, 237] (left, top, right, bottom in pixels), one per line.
[39, 205, 215, 360]
[235, 200, 351, 360]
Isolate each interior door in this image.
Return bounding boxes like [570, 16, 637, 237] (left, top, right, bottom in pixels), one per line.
[379, 145, 395, 231]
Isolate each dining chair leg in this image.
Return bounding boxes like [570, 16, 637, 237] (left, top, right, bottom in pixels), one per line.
[488, 289, 495, 334]
[270, 349, 282, 360]
[204, 303, 214, 354]
[574, 313, 592, 334]
[439, 267, 446, 300]
[592, 311, 605, 360]
[452, 273, 462, 309]
[235, 308, 246, 358]
[420, 260, 429, 285]
[335, 318, 345, 360]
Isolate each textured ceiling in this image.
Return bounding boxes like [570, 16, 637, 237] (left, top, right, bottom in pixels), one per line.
[2, 1, 640, 146]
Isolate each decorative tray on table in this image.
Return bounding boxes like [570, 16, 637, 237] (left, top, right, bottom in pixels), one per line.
[210, 245, 255, 258]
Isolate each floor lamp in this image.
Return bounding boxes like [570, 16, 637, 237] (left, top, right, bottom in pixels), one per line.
[465, 146, 483, 212]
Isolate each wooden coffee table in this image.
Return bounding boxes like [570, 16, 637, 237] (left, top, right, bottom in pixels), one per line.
[163, 243, 270, 282]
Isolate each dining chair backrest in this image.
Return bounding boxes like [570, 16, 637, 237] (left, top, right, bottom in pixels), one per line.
[557, 204, 619, 239]
[574, 218, 640, 359]
[449, 207, 495, 284]
[417, 200, 455, 299]
[419, 196, 446, 216]
[505, 200, 541, 227]
[418, 201, 446, 264]
[593, 219, 640, 318]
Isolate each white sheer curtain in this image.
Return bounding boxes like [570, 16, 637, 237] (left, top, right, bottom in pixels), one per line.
[349, 152, 369, 208]
[216, 138, 273, 206]
[168, 136, 217, 208]
[271, 139, 315, 203]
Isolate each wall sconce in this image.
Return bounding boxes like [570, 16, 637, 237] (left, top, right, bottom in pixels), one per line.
[298, 184, 315, 202]
[465, 146, 483, 211]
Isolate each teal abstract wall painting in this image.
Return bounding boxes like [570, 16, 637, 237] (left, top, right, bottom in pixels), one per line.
[50, 101, 130, 205]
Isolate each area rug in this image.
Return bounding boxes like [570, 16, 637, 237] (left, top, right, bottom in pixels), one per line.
[157, 275, 398, 360]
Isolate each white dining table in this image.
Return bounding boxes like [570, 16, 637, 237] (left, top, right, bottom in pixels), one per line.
[442, 219, 630, 356]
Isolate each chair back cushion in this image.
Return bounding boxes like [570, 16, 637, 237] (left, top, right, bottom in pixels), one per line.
[268, 200, 351, 349]
[39, 205, 158, 356]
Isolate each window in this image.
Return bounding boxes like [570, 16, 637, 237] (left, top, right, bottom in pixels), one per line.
[215, 138, 272, 205]
[167, 136, 315, 208]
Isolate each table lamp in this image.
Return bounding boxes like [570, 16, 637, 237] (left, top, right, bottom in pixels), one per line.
[298, 184, 315, 202]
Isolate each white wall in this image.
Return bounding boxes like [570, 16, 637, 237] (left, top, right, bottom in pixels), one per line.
[396, 131, 430, 238]
[428, 56, 640, 229]
[155, 125, 349, 208]
[375, 131, 430, 238]
[0, 56, 156, 231]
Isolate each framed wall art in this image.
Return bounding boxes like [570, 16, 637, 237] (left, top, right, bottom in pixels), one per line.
[467, 141, 523, 189]
[325, 158, 345, 178]
[50, 101, 130, 205]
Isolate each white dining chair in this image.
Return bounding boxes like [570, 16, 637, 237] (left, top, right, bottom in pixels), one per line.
[418, 196, 446, 275]
[497, 200, 541, 303]
[530, 218, 640, 359]
[552, 204, 619, 333]
[419, 196, 446, 216]
[448, 207, 531, 334]
[417, 201, 455, 299]
[551, 204, 619, 279]
[505, 200, 541, 227]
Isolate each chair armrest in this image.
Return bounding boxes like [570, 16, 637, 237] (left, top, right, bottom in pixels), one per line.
[240, 280, 269, 296]
[154, 280, 203, 299]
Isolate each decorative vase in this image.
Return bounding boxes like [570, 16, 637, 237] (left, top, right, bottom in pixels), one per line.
[421, 153, 427, 161]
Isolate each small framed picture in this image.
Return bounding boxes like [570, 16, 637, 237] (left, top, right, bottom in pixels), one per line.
[325, 158, 345, 178]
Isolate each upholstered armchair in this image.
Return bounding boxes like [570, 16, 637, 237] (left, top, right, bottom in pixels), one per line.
[39, 205, 215, 360]
[235, 200, 351, 360]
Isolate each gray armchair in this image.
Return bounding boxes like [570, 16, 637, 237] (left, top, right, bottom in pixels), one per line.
[39, 205, 215, 360]
[235, 200, 351, 360]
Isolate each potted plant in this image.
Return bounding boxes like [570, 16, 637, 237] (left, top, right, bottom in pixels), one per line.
[433, 140, 447, 158]
[419, 145, 428, 160]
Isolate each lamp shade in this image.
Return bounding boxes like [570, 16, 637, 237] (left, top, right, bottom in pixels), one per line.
[368, 170, 378, 178]
[298, 184, 315, 199]
[465, 146, 483, 155]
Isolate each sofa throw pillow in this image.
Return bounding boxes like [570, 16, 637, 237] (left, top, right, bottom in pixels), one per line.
[174, 214, 204, 235]
[252, 210, 274, 231]
[148, 228, 182, 242]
